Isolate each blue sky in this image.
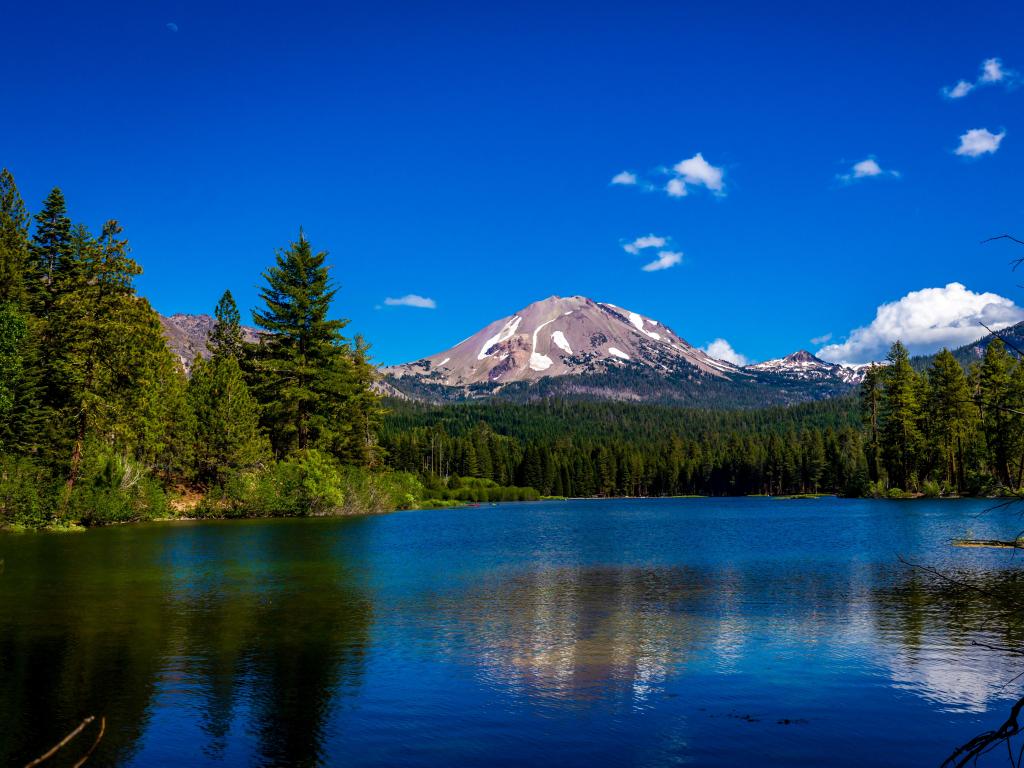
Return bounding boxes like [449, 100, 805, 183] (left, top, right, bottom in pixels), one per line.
[2, 0, 1023, 365]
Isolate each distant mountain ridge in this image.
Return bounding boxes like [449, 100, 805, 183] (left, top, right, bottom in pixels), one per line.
[382, 295, 864, 406]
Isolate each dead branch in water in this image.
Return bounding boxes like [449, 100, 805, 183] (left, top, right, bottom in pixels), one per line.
[953, 539, 1024, 550]
[941, 697, 1024, 768]
[24, 715, 105, 768]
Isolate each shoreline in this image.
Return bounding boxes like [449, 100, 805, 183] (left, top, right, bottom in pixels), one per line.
[1, 492, 1010, 534]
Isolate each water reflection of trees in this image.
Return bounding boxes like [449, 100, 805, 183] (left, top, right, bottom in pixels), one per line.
[0, 520, 373, 767]
[872, 566, 1024, 713]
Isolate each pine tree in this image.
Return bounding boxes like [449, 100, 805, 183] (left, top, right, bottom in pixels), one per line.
[188, 354, 270, 485]
[879, 341, 923, 490]
[859, 364, 884, 482]
[46, 220, 179, 500]
[208, 289, 245, 361]
[30, 188, 72, 312]
[0, 169, 30, 307]
[926, 349, 976, 492]
[250, 232, 379, 462]
[978, 339, 1016, 488]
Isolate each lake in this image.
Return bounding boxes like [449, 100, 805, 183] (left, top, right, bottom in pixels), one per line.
[3, 497, 1024, 767]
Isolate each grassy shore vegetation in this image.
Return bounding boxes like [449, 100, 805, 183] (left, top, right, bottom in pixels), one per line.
[0, 171, 438, 529]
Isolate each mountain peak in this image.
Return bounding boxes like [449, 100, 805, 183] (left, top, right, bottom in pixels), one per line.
[384, 294, 739, 388]
[746, 349, 863, 385]
[784, 350, 822, 363]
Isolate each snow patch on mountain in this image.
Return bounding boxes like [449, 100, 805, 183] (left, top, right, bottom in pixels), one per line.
[530, 318, 556, 371]
[551, 330, 572, 354]
[628, 311, 662, 340]
[608, 347, 630, 360]
[478, 316, 522, 361]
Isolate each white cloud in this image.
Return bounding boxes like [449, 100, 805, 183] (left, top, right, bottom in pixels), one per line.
[811, 332, 833, 345]
[817, 282, 1024, 364]
[944, 79, 974, 99]
[981, 57, 1006, 83]
[838, 157, 900, 182]
[384, 294, 437, 309]
[703, 338, 749, 366]
[955, 128, 1005, 157]
[943, 57, 1015, 98]
[665, 178, 687, 197]
[671, 153, 725, 194]
[623, 234, 667, 254]
[641, 250, 682, 272]
[613, 152, 725, 198]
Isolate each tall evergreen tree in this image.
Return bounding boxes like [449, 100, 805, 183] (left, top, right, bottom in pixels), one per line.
[30, 187, 72, 312]
[188, 354, 270, 485]
[859, 364, 884, 482]
[208, 289, 245, 361]
[926, 349, 976, 492]
[250, 232, 379, 462]
[878, 342, 922, 490]
[978, 339, 1017, 488]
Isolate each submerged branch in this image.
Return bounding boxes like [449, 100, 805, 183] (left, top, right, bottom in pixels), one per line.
[24, 715, 105, 768]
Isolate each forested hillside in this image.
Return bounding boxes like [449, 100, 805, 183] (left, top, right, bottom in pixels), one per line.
[0, 170, 415, 528]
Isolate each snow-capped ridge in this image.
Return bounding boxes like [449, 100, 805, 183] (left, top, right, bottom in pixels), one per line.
[746, 350, 865, 384]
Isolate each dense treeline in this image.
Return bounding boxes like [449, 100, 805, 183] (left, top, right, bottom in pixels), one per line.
[0, 170, 411, 528]
[862, 339, 1024, 496]
[382, 398, 870, 497]
[382, 340, 1024, 499]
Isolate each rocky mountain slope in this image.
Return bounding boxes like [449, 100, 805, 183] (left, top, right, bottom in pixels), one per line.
[159, 314, 260, 371]
[383, 296, 862, 405]
[385, 296, 739, 386]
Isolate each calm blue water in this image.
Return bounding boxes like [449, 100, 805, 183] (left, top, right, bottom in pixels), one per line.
[3, 498, 1024, 767]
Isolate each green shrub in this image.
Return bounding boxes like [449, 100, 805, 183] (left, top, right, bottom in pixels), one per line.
[921, 479, 941, 498]
[68, 450, 169, 525]
[200, 452, 427, 518]
[0, 455, 58, 528]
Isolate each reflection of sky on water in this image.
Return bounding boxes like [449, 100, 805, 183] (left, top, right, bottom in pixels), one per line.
[5, 498, 1024, 767]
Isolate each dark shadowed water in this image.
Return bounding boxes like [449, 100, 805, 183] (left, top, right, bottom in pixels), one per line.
[4, 498, 1024, 767]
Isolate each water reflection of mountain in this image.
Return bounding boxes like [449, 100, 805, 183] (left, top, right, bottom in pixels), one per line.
[0, 519, 374, 767]
[438, 567, 718, 705]
[434, 561, 1024, 717]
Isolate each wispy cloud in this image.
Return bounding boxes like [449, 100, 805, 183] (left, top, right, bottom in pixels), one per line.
[166, 21, 179, 32]
[837, 157, 900, 183]
[955, 128, 1005, 157]
[944, 57, 1015, 98]
[622, 234, 667, 255]
[703, 338, 748, 366]
[641, 251, 683, 272]
[610, 170, 638, 186]
[945, 80, 974, 99]
[811, 332, 833, 345]
[817, 282, 1024, 364]
[384, 294, 437, 309]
